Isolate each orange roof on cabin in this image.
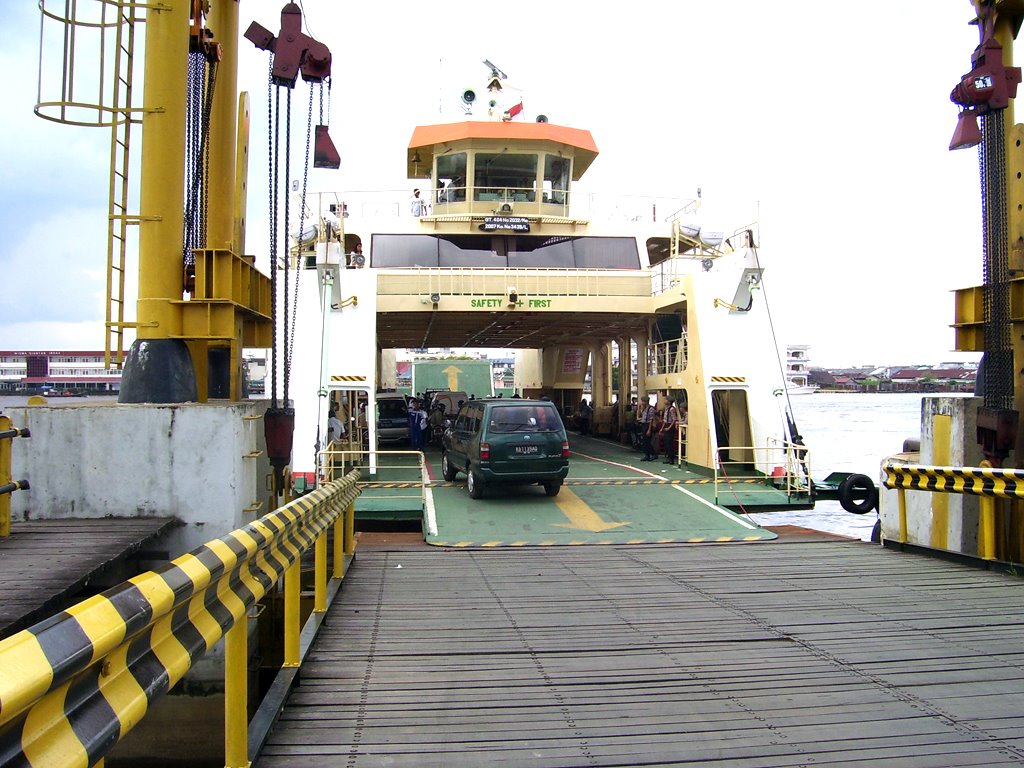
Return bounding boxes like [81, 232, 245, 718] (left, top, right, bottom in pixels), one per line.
[407, 121, 599, 180]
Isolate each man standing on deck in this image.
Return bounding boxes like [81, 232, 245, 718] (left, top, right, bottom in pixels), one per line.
[639, 395, 657, 461]
[661, 398, 680, 464]
[410, 188, 427, 217]
[328, 407, 346, 444]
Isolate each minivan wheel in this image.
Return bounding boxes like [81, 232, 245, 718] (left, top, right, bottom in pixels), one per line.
[544, 480, 562, 497]
[441, 452, 458, 482]
[468, 469, 485, 499]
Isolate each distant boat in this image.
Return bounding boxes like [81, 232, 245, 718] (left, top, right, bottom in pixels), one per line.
[786, 382, 819, 395]
[785, 344, 818, 394]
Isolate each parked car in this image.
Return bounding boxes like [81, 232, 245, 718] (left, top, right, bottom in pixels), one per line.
[375, 393, 409, 445]
[441, 398, 569, 499]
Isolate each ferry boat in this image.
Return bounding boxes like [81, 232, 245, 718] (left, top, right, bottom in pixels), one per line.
[286, 63, 809, 491]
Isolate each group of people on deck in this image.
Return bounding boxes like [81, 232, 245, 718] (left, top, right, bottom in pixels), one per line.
[573, 394, 687, 465]
[632, 395, 687, 464]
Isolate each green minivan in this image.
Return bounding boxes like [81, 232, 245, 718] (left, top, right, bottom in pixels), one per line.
[441, 398, 570, 499]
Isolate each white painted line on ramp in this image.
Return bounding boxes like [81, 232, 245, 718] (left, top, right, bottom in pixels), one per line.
[570, 450, 758, 530]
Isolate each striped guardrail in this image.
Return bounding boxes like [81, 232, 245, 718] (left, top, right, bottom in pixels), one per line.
[0, 470, 360, 768]
[882, 462, 1024, 499]
[881, 461, 1024, 560]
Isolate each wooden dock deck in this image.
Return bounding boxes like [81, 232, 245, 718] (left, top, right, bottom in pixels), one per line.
[257, 536, 1024, 767]
[0, 517, 177, 638]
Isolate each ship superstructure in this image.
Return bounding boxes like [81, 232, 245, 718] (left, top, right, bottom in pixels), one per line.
[288, 66, 806, 491]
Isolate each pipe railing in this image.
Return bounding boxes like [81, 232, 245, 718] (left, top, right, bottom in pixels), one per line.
[0, 470, 360, 768]
[0, 415, 30, 538]
[647, 337, 688, 376]
[713, 440, 812, 504]
[881, 460, 1024, 560]
[321, 448, 427, 510]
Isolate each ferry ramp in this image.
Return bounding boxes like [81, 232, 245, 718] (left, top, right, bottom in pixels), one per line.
[256, 537, 1024, 767]
[349, 434, 791, 546]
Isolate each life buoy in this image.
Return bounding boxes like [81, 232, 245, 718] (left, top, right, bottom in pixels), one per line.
[838, 473, 878, 514]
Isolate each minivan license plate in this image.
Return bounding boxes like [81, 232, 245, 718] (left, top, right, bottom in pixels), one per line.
[513, 445, 539, 455]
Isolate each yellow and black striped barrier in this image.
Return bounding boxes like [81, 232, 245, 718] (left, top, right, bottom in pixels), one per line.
[0, 471, 360, 768]
[881, 461, 1024, 561]
[882, 462, 1024, 499]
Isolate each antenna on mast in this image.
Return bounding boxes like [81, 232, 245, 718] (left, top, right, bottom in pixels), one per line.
[483, 59, 507, 81]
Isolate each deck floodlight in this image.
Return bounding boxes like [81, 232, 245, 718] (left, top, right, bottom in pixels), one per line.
[507, 287, 518, 306]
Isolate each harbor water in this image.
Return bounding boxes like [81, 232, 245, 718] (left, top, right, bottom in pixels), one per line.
[748, 391, 928, 540]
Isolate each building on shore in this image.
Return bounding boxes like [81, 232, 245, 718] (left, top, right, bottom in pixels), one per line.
[0, 350, 122, 394]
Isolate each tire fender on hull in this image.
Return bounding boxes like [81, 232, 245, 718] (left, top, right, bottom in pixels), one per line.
[838, 473, 878, 514]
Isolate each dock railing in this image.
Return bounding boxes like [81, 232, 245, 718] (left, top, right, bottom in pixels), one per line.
[713, 440, 812, 505]
[882, 460, 1024, 560]
[0, 471, 360, 768]
[0, 415, 30, 538]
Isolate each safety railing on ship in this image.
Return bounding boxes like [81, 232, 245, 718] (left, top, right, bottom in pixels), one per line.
[320, 447, 428, 525]
[0, 415, 30, 538]
[713, 440, 812, 505]
[0, 471, 360, 768]
[882, 460, 1024, 561]
[379, 267, 653, 301]
[647, 337, 688, 376]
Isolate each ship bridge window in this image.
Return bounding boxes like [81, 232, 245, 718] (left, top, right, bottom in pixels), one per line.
[474, 153, 537, 202]
[371, 234, 641, 269]
[543, 156, 570, 204]
[436, 152, 467, 202]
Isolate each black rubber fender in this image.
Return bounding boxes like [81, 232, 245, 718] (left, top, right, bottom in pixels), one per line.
[838, 473, 878, 514]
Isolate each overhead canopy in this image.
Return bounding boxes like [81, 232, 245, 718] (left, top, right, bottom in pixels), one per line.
[408, 121, 599, 179]
[376, 309, 650, 350]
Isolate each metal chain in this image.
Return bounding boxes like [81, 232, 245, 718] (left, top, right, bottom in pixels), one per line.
[980, 110, 1013, 411]
[199, 60, 218, 251]
[268, 59, 279, 408]
[286, 85, 314, 389]
[181, 54, 218, 276]
[182, 52, 201, 269]
[282, 90, 292, 405]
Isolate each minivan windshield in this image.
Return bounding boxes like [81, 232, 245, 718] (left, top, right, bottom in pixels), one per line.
[487, 405, 561, 433]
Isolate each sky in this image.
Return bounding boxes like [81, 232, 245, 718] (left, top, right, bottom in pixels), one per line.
[0, 1, 1002, 368]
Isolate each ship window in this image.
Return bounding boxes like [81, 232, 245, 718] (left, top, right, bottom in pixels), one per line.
[474, 153, 537, 202]
[369, 234, 439, 267]
[508, 236, 574, 268]
[436, 152, 467, 202]
[572, 237, 640, 269]
[369, 234, 640, 269]
[542, 156, 570, 204]
[439, 235, 505, 267]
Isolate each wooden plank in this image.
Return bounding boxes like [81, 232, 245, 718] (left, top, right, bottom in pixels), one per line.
[256, 542, 1024, 767]
[0, 517, 177, 637]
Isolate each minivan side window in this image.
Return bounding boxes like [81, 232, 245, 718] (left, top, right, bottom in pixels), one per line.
[469, 406, 483, 433]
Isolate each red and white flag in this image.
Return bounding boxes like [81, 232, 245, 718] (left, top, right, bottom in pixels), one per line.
[506, 101, 524, 119]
